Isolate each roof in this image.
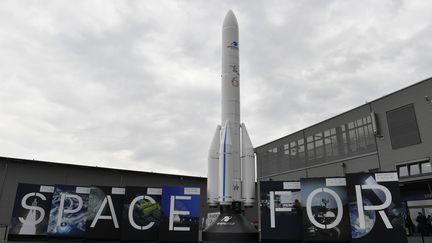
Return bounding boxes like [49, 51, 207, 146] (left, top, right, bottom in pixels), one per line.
[0, 155, 205, 180]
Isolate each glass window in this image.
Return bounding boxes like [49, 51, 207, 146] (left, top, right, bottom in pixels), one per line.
[284, 144, 290, 155]
[325, 138, 333, 157]
[366, 116, 371, 123]
[421, 162, 432, 174]
[307, 143, 315, 160]
[341, 125, 346, 132]
[331, 136, 339, 156]
[298, 144, 305, 159]
[357, 127, 366, 149]
[399, 166, 408, 177]
[348, 122, 355, 129]
[331, 128, 336, 135]
[315, 139, 324, 159]
[298, 138, 304, 145]
[324, 130, 330, 137]
[307, 136, 313, 143]
[357, 119, 363, 126]
[290, 147, 297, 156]
[349, 130, 357, 152]
[410, 164, 420, 176]
[342, 133, 348, 154]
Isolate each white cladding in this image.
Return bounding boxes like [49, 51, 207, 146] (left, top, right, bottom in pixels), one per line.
[207, 125, 221, 206]
[219, 121, 233, 205]
[241, 123, 255, 207]
[206, 10, 256, 207]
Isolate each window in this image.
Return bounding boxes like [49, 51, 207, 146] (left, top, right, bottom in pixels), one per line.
[409, 164, 420, 175]
[283, 144, 290, 155]
[307, 142, 315, 161]
[387, 104, 421, 149]
[398, 160, 431, 177]
[398, 165, 409, 177]
[298, 139, 305, 159]
[421, 162, 432, 174]
[290, 141, 297, 157]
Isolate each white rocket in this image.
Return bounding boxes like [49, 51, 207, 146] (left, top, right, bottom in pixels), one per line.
[207, 10, 255, 208]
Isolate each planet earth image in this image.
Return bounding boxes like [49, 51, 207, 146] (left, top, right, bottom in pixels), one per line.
[349, 200, 376, 238]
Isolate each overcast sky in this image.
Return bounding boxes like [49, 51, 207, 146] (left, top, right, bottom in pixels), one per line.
[1, 0, 431, 177]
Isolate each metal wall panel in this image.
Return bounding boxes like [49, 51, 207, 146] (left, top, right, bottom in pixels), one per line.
[0, 157, 208, 226]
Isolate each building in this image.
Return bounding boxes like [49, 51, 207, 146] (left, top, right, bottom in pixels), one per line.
[0, 156, 208, 241]
[255, 77, 432, 224]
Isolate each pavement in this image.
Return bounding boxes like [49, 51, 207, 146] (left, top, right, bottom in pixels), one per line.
[409, 236, 432, 243]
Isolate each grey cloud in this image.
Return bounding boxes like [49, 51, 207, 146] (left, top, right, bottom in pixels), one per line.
[0, 0, 431, 176]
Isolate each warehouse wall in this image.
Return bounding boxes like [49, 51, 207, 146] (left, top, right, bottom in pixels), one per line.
[0, 157, 207, 227]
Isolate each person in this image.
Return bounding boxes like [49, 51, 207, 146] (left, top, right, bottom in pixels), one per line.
[416, 212, 428, 235]
[405, 215, 414, 236]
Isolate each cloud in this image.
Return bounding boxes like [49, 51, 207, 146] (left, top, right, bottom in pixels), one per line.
[0, 0, 431, 177]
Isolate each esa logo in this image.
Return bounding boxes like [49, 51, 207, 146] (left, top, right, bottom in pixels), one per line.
[227, 41, 239, 49]
[217, 216, 235, 226]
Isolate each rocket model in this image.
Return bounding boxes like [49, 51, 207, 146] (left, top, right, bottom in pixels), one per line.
[207, 10, 255, 208]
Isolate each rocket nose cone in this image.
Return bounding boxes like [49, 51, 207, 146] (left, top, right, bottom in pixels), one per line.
[223, 10, 238, 28]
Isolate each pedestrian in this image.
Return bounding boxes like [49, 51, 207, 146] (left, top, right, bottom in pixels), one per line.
[417, 212, 427, 236]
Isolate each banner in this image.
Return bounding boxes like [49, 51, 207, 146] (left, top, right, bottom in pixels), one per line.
[259, 181, 303, 241]
[85, 186, 125, 239]
[159, 186, 201, 242]
[121, 186, 162, 241]
[301, 177, 351, 241]
[9, 183, 54, 237]
[46, 185, 90, 238]
[346, 172, 407, 243]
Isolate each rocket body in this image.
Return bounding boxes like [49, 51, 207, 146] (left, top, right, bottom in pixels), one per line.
[221, 10, 241, 202]
[207, 10, 255, 207]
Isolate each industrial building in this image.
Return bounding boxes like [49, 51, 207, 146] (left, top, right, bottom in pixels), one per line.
[0, 156, 209, 241]
[255, 77, 432, 226]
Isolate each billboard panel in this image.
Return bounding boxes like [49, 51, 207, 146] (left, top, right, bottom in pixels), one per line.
[85, 186, 125, 239]
[46, 185, 90, 238]
[301, 177, 351, 242]
[346, 172, 407, 243]
[259, 181, 303, 241]
[121, 186, 162, 241]
[159, 186, 201, 242]
[9, 183, 54, 238]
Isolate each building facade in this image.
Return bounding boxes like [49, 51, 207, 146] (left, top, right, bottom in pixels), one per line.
[0, 156, 208, 241]
[255, 77, 432, 224]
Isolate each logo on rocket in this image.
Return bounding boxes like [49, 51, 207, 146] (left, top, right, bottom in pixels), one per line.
[227, 41, 239, 49]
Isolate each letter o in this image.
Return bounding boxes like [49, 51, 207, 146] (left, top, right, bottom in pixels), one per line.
[306, 187, 343, 229]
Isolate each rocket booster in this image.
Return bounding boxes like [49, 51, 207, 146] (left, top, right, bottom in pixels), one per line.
[207, 10, 256, 207]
